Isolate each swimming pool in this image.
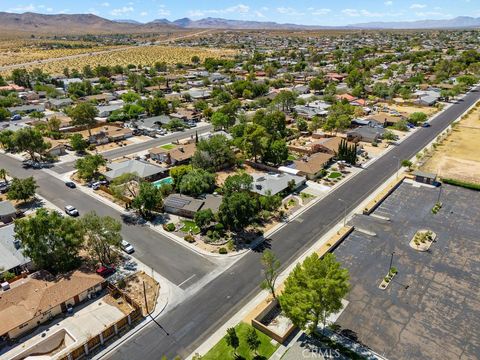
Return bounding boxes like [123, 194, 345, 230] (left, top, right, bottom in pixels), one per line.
[153, 177, 173, 188]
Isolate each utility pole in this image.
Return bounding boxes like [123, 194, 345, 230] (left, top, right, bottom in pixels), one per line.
[143, 281, 149, 315]
[437, 185, 443, 204]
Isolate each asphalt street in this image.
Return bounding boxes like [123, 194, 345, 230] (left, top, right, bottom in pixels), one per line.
[0, 154, 217, 287]
[53, 124, 213, 174]
[100, 88, 480, 359]
[1, 89, 478, 359]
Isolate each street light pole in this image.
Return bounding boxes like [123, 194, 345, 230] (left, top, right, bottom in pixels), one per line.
[389, 251, 395, 270]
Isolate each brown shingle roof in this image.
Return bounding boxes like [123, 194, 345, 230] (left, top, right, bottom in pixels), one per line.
[0, 270, 104, 336]
[294, 153, 334, 175]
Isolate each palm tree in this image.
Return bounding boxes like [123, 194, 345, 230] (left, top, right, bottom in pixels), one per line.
[0, 168, 8, 184]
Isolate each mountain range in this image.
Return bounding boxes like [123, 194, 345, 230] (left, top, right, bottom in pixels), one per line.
[0, 12, 479, 35]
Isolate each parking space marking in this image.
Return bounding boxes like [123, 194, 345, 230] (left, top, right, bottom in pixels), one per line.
[177, 274, 197, 288]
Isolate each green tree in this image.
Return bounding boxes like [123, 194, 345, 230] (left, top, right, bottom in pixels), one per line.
[74, 154, 106, 180]
[194, 209, 215, 233]
[279, 253, 349, 333]
[178, 169, 216, 197]
[110, 172, 139, 199]
[14, 209, 83, 273]
[11, 69, 31, 88]
[0, 107, 10, 121]
[170, 165, 192, 189]
[80, 212, 122, 264]
[69, 102, 98, 137]
[131, 181, 163, 218]
[0, 130, 15, 151]
[192, 135, 236, 172]
[241, 123, 268, 163]
[409, 112, 427, 125]
[274, 90, 296, 112]
[401, 159, 413, 171]
[296, 117, 308, 132]
[223, 173, 253, 196]
[12, 127, 49, 160]
[263, 139, 288, 166]
[70, 134, 88, 153]
[246, 327, 261, 356]
[219, 191, 258, 231]
[210, 111, 230, 130]
[225, 327, 240, 355]
[260, 250, 281, 299]
[7, 177, 37, 203]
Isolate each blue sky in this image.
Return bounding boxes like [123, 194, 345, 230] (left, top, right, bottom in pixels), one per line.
[1, 1, 478, 25]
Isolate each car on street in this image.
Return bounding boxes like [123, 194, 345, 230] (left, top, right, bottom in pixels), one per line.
[64, 205, 79, 217]
[65, 181, 76, 189]
[422, 122, 431, 128]
[10, 114, 21, 121]
[96, 265, 116, 277]
[121, 240, 135, 254]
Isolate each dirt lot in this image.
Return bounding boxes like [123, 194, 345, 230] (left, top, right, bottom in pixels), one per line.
[379, 101, 439, 116]
[421, 104, 480, 184]
[215, 164, 258, 187]
[122, 272, 159, 316]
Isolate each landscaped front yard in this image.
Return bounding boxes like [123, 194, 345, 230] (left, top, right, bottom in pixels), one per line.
[180, 220, 201, 235]
[202, 322, 279, 360]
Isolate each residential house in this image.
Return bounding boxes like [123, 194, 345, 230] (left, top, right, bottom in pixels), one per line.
[88, 126, 133, 144]
[251, 172, 306, 196]
[45, 98, 73, 110]
[103, 159, 167, 182]
[132, 115, 173, 135]
[367, 112, 405, 127]
[163, 194, 222, 218]
[149, 143, 196, 165]
[292, 153, 334, 179]
[96, 104, 124, 118]
[7, 104, 45, 114]
[309, 136, 354, 156]
[0, 270, 105, 340]
[0, 225, 32, 275]
[346, 126, 385, 143]
[0, 200, 16, 224]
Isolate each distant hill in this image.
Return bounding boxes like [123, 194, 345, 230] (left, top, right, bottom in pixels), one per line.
[349, 16, 480, 29]
[0, 12, 177, 36]
[0, 12, 479, 36]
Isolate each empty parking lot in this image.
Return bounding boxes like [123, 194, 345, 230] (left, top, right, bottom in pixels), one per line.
[334, 182, 480, 360]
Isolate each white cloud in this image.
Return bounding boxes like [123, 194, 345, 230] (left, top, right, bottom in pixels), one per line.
[187, 4, 251, 18]
[342, 8, 402, 17]
[410, 3, 427, 9]
[311, 8, 331, 16]
[9, 4, 37, 12]
[254, 11, 265, 18]
[110, 6, 134, 16]
[140, 11, 148, 17]
[101, 2, 110, 7]
[384, 1, 393, 5]
[157, 5, 170, 16]
[415, 11, 449, 17]
[276, 7, 304, 16]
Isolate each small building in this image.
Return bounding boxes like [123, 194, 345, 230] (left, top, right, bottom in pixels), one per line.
[149, 143, 196, 165]
[293, 153, 334, 179]
[0, 225, 32, 275]
[413, 171, 437, 185]
[251, 172, 306, 196]
[163, 194, 204, 218]
[7, 104, 45, 114]
[45, 98, 73, 110]
[103, 159, 167, 182]
[346, 126, 385, 143]
[0, 200, 16, 224]
[0, 270, 105, 340]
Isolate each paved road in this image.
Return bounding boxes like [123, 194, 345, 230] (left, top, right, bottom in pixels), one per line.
[0, 154, 216, 288]
[53, 124, 213, 174]
[100, 88, 480, 359]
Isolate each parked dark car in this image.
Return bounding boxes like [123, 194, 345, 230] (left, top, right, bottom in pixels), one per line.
[422, 122, 431, 128]
[65, 181, 76, 189]
[96, 266, 116, 277]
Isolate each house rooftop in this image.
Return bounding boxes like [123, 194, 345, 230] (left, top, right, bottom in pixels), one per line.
[104, 159, 166, 180]
[0, 201, 16, 217]
[251, 172, 305, 196]
[0, 225, 30, 273]
[0, 269, 104, 336]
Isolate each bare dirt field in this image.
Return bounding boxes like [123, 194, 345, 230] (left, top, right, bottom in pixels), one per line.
[421, 104, 480, 184]
[379, 101, 439, 116]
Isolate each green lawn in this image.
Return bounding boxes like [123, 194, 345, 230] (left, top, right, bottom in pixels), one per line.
[328, 172, 342, 179]
[181, 220, 201, 235]
[160, 143, 176, 150]
[203, 322, 279, 360]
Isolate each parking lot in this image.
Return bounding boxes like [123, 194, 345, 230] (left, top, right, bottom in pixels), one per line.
[333, 182, 480, 360]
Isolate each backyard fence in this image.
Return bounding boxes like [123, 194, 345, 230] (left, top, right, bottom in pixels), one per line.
[57, 285, 143, 360]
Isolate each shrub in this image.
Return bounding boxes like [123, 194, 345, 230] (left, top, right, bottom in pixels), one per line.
[164, 223, 176, 232]
[2, 271, 15, 282]
[184, 235, 195, 243]
[117, 279, 126, 289]
[218, 247, 228, 254]
[441, 178, 480, 191]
